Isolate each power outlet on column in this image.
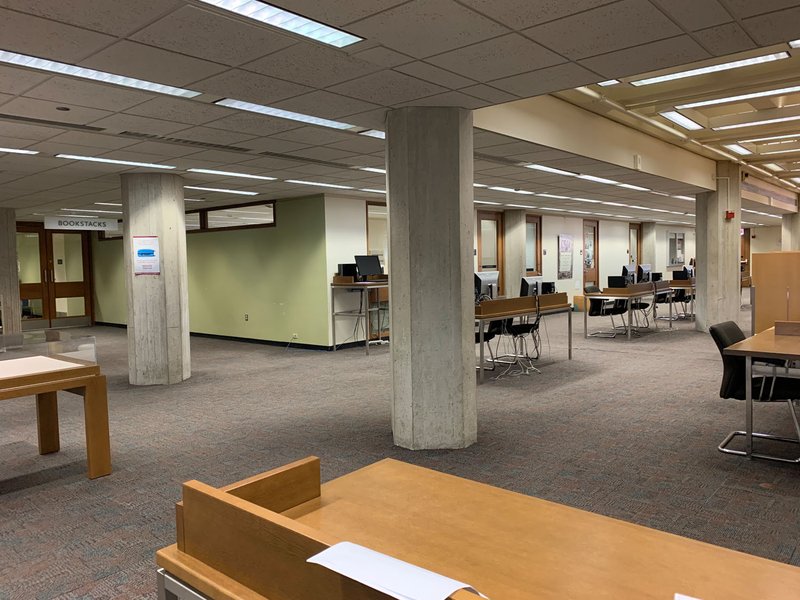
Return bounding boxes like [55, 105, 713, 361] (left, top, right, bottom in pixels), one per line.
[244, 313, 249, 322]
[292, 333, 299, 340]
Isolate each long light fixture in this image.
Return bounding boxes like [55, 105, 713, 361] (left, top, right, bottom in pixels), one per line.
[95, 202, 122, 206]
[618, 183, 650, 191]
[0, 50, 200, 98]
[676, 85, 800, 110]
[216, 98, 356, 130]
[0, 146, 38, 155]
[62, 207, 121, 214]
[360, 188, 386, 194]
[761, 147, 800, 156]
[790, 39, 800, 49]
[505, 204, 535, 209]
[475, 200, 501, 205]
[713, 114, 800, 131]
[359, 130, 385, 139]
[740, 133, 800, 143]
[488, 186, 534, 195]
[723, 143, 752, 156]
[359, 167, 386, 174]
[526, 164, 576, 177]
[285, 179, 353, 190]
[631, 52, 789, 86]
[577, 174, 619, 185]
[660, 111, 704, 131]
[56, 154, 176, 169]
[197, 0, 362, 48]
[184, 185, 258, 196]
[187, 168, 276, 181]
[597, 80, 620, 87]
[764, 163, 783, 171]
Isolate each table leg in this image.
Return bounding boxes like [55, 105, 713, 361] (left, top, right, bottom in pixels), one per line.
[627, 302, 632, 341]
[669, 292, 673, 329]
[478, 321, 485, 385]
[745, 356, 753, 458]
[364, 289, 370, 356]
[36, 391, 60, 454]
[331, 288, 336, 351]
[568, 309, 573, 359]
[84, 375, 111, 479]
[583, 303, 588, 339]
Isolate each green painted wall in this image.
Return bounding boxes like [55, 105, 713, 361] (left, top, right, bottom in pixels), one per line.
[91, 195, 330, 346]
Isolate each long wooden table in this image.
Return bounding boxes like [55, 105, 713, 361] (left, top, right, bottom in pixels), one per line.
[584, 282, 672, 340]
[156, 457, 800, 600]
[0, 355, 111, 479]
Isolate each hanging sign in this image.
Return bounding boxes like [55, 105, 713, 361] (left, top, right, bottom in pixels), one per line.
[44, 216, 119, 231]
[133, 236, 160, 275]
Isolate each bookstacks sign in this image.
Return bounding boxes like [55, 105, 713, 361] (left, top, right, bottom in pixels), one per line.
[44, 217, 119, 231]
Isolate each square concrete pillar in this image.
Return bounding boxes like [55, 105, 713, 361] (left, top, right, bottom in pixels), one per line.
[387, 107, 476, 450]
[782, 213, 800, 250]
[695, 161, 742, 332]
[0, 208, 22, 335]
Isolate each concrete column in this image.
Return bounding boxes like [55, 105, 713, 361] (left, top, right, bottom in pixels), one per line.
[641, 221, 657, 267]
[387, 106, 476, 450]
[0, 208, 21, 335]
[695, 161, 742, 332]
[121, 173, 190, 385]
[504, 209, 526, 297]
[782, 213, 800, 250]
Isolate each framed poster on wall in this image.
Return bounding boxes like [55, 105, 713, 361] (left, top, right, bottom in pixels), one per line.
[133, 236, 160, 275]
[558, 234, 573, 280]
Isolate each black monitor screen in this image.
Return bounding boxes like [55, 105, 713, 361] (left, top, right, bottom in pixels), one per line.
[673, 269, 689, 280]
[355, 255, 382, 277]
[475, 271, 499, 299]
[520, 276, 542, 297]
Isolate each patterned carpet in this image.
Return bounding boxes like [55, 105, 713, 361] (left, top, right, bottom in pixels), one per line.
[1, 308, 799, 599]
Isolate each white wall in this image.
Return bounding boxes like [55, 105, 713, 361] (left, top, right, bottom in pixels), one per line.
[654, 224, 696, 276]
[325, 195, 368, 346]
[598, 220, 630, 290]
[750, 226, 781, 256]
[541, 215, 584, 299]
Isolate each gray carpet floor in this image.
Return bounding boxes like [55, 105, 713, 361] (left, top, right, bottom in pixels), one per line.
[1, 308, 799, 599]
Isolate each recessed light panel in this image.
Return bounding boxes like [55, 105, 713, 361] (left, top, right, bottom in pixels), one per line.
[631, 52, 789, 86]
[723, 144, 752, 156]
[56, 154, 176, 169]
[187, 168, 276, 181]
[216, 98, 356, 130]
[0, 146, 38, 155]
[676, 85, 800, 110]
[660, 111, 704, 131]
[359, 130, 386, 139]
[184, 185, 258, 196]
[285, 179, 353, 190]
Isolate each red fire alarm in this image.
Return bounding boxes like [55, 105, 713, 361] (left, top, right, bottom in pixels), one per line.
[724, 210, 735, 220]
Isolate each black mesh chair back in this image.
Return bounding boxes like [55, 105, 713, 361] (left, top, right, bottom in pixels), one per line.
[584, 285, 605, 317]
[709, 321, 746, 399]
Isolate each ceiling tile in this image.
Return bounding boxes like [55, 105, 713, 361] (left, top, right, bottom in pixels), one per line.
[724, 0, 800, 18]
[328, 70, 448, 105]
[204, 113, 300, 137]
[270, 0, 408, 25]
[578, 35, 710, 79]
[348, 0, 509, 59]
[427, 34, 563, 82]
[234, 137, 310, 154]
[236, 156, 308, 170]
[352, 46, 412, 68]
[693, 23, 757, 56]
[81, 41, 226, 87]
[741, 6, 800, 45]
[0, 8, 115, 62]
[650, 0, 733, 31]
[176, 149, 252, 164]
[169, 126, 255, 146]
[490, 62, 599, 97]
[272, 126, 356, 145]
[88, 114, 188, 136]
[345, 108, 389, 129]
[118, 141, 203, 158]
[0, 65, 49, 95]
[46, 131, 137, 150]
[272, 90, 380, 120]
[0, 120, 65, 140]
[193, 69, 311, 105]
[1, 97, 111, 125]
[24, 76, 154, 111]
[325, 137, 385, 154]
[287, 146, 357, 162]
[523, 0, 682, 60]
[473, 130, 517, 148]
[459, 84, 518, 104]
[132, 5, 296, 67]
[393, 90, 488, 109]
[245, 42, 382, 88]
[125, 97, 233, 126]
[0, 92, 12, 107]
[394, 62, 475, 89]
[458, 0, 618, 29]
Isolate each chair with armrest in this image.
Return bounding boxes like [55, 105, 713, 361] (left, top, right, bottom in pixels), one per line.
[585, 285, 627, 338]
[710, 321, 800, 463]
[475, 318, 506, 371]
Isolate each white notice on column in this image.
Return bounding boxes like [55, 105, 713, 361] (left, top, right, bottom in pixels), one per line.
[132, 236, 160, 275]
[308, 542, 487, 600]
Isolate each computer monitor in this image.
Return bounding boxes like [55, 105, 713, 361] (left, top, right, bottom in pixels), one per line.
[474, 271, 499, 299]
[622, 264, 637, 284]
[338, 263, 358, 278]
[354, 255, 382, 278]
[651, 272, 663, 282]
[637, 264, 652, 283]
[608, 275, 628, 288]
[672, 269, 689, 280]
[520, 276, 543, 297]
[541, 282, 556, 294]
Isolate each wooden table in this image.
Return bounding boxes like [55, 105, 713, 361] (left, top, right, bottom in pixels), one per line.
[670, 278, 696, 320]
[584, 283, 671, 340]
[331, 281, 389, 355]
[156, 457, 800, 600]
[0, 355, 111, 479]
[724, 327, 800, 460]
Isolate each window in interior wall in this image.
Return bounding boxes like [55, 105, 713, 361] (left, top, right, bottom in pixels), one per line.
[206, 203, 274, 229]
[525, 214, 542, 275]
[366, 202, 388, 271]
[668, 232, 685, 266]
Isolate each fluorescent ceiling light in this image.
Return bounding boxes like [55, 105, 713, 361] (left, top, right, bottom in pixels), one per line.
[526, 164, 576, 177]
[617, 183, 650, 191]
[360, 130, 385, 139]
[602, 201, 626, 207]
[187, 168, 276, 181]
[360, 188, 386, 194]
[723, 143, 752, 156]
[539, 207, 565, 211]
[61, 208, 121, 214]
[473, 183, 488, 188]
[359, 167, 386, 174]
[568, 210, 591, 214]
[488, 186, 534, 195]
[0, 146, 38, 155]
[285, 179, 353, 190]
[0, 49, 200, 98]
[505, 204, 534, 209]
[764, 163, 783, 171]
[597, 79, 620, 87]
[184, 198, 205, 202]
[760, 146, 800, 155]
[650, 191, 670, 196]
[197, 0, 362, 48]
[95, 202, 122, 206]
[184, 185, 258, 196]
[216, 98, 356, 130]
[660, 111, 704, 131]
[577, 174, 619, 185]
[790, 39, 800, 49]
[713, 114, 800, 131]
[740, 133, 800, 143]
[676, 85, 800, 110]
[60, 213, 98, 218]
[536, 193, 569, 199]
[56, 154, 176, 169]
[673, 195, 695, 201]
[631, 52, 789, 86]
[475, 200, 501, 205]
[570, 197, 602, 204]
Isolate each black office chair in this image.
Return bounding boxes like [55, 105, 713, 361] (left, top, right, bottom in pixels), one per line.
[475, 318, 505, 371]
[505, 306, 541, 361]
[631, 298, 650, 328]
[710, 321, 800, 463]
[585, 285, 627, 338]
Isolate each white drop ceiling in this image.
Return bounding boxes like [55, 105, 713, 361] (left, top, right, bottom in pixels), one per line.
[0, 0, 797, 228]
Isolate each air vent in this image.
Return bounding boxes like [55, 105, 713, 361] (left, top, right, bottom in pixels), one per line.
[0, 113, 104, 132]
[119, 131, 252, 153]
[256, 149, 358, 171]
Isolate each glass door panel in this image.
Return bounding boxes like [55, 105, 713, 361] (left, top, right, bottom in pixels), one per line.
[47, 231, 91, 327]
[16, 229, 48, 328]
[477, 211, 504, 294]
[583, 220, 599, 288]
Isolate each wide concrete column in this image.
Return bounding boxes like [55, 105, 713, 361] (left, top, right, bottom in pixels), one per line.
[782, 213, 800, 250]
[0, 208, 21, 335]
[695, 161, 742, 332]
[121, 173, 190, 385]
[504, 209, 526, 297]
[387, 106, 476, 450]
[641, 222, 657, 267]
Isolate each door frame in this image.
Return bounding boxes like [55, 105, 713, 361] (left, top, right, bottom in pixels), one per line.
[629, 223, 642, 267]
[476, 210, 504, 293]
[582, 219, 599, 289]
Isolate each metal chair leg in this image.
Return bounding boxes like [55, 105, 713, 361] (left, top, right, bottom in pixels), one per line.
[718, 398, 800, 464]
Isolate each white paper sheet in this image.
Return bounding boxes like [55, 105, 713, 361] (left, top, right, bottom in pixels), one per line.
[308, 542, 487, 600]
[0, 355, 83, 379]
[675, 594, 702, 600]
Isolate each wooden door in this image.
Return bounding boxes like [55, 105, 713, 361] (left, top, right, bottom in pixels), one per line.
[629, 223, 642, 266]
[477, 210, 504, 293]
[583, 220, 599, 288]
[16, 224, 50, 329]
